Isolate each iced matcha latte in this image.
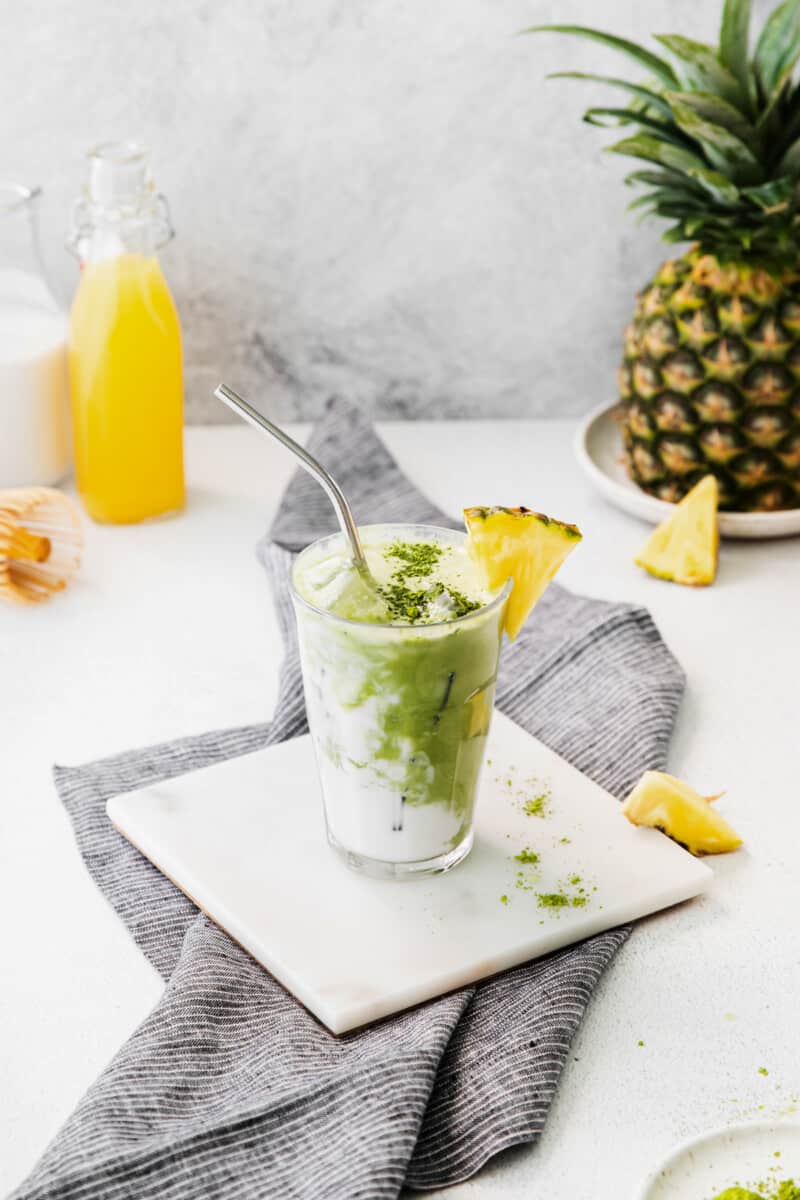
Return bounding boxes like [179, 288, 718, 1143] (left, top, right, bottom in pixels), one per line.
[291, 524, 511, 878]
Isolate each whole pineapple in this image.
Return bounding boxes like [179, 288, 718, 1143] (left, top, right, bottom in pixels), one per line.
[529, 0, 800, 511]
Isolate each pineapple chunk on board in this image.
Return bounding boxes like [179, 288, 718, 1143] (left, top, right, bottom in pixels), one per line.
[622, 771, 742, 857]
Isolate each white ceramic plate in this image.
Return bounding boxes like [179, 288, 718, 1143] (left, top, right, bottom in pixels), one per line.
[575, 402, 800, 541]
[636, 1121, 800, 1200]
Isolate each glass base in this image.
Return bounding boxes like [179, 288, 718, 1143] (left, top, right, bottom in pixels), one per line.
[327, 829, 474, 880]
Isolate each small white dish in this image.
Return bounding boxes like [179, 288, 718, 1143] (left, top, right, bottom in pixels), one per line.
[575, 402, 800, 541]
[636, 1120, 800, 1200]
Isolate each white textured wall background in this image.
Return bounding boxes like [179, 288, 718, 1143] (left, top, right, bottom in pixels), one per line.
[5, 0, 770, 420]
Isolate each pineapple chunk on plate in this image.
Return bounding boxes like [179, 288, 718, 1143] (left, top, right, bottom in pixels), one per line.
[464, 505, 582, 640]
[622, 771, 742, 857]
[635, 475, 719, 586]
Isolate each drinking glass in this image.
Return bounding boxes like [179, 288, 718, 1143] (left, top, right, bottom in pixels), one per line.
[290, 523, 510, 879]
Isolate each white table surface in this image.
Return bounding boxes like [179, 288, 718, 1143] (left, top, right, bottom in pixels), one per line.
[1, 421, 798, 1199]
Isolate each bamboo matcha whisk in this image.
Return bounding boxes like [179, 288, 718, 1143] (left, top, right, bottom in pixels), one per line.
[0, 488, 83, 604]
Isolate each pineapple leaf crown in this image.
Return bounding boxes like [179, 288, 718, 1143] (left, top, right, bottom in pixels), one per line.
[525, 0, 800, 267]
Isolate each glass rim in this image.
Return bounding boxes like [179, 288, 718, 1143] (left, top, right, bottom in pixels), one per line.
[88, 139, 149, 166]
[289, 522, 512, 632]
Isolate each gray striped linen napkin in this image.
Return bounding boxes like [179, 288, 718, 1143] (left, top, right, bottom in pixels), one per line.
[15, 397, 685, 1200]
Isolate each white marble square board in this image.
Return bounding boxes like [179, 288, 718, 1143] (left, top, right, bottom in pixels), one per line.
[107, 712, 712, 1034]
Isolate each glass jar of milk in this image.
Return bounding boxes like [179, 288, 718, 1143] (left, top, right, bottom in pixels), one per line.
[0, 185, 71, 487]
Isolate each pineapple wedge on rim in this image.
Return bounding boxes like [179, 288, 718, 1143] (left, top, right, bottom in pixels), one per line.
[464, 506, 582, 640]
[635, 475, 719, 586]
[622, 770, 742, 856]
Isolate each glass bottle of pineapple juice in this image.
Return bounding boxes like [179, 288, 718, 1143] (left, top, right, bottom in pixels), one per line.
[68, 142, 184, 523]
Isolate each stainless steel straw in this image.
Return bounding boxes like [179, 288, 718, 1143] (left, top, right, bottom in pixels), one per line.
[214, 383, 370, 574]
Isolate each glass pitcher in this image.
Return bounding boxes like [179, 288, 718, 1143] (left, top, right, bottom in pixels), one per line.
[67, 142, 185, 524]
[0, 184, 71, 488]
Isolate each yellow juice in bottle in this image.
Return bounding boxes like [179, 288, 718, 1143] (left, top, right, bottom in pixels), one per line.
[70, 253, 184, 523]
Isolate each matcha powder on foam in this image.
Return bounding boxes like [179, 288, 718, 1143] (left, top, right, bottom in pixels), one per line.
[296, 535, 495, 626]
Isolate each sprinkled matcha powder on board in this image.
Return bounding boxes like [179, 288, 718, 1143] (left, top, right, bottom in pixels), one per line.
[759, 1066, 770, 1076]
[499, 767, 554, 818]
[523, 794, 549, 817]
[514, 848, 540, 865]
[536, 892, 570, 909]
[535, 874, 592, 912]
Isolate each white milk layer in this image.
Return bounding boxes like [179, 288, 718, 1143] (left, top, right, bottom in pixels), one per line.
[302, 681, 467, 863]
